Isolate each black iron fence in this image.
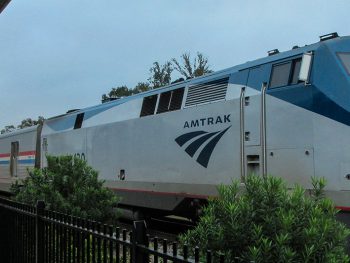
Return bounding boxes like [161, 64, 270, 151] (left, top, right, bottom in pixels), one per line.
[0, 198, 224, 263]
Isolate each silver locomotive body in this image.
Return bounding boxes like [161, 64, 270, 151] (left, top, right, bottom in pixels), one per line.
[2, 34, 350, 219]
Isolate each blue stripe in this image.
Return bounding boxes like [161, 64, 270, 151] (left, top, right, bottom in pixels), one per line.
[18, 159, 35, 164]
[0, 160, 35, 165]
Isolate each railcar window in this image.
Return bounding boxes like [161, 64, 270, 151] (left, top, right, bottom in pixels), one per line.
[140, 95, 158, 117]
[74, 113, 84, 129]
[270, 62, 292, 88]
[337, 52, 350, 75]
[156, 87, 184, 114]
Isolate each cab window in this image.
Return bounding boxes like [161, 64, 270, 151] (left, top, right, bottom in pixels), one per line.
[337, 52, 350, 75]
[269, 58, 302, 88]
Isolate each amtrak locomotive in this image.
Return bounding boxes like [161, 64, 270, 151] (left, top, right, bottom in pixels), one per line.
[1, 32, 350, 222]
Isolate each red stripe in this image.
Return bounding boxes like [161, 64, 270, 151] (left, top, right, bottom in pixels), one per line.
[19, 151, 36, 156]
[0, 151, 35, 158]
[335, 206, 350, 212]
[109, 187, 211, 199]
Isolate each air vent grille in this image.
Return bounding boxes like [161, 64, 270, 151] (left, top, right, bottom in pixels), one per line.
[185, 77, 229, 107]
[140, 95, 158, 117]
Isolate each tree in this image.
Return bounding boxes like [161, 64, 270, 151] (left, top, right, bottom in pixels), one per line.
[102, 85, 131, 103]
[102, 85, 131, 100]
[0, 125, 15, 134]
[148, 61, 173, 88]
[181, 175, 350, 262]
[102, 83, 152, 103]
[1, 116, 45, 134]
[11, 155, 119, 223]
[17, 116, 45, 129]
[131, 82, 151, 94]
[101, 51, 212, 100]
[172, 52, 213, 79]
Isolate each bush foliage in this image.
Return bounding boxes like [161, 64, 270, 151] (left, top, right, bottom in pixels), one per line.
[181, 175, 350, 262]
[11, 155, 119, 223]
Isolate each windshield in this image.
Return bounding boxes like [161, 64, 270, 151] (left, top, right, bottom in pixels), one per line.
[337, 52, 350, 75]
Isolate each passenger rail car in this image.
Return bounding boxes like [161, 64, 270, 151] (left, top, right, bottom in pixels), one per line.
[1, 33, 350, 221]
[0, 126, 40, 193]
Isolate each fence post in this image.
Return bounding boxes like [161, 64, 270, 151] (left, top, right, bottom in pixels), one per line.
[132, 220, 148, 263]
[36, 200, 45, 263]
[0, 201, 9, 261]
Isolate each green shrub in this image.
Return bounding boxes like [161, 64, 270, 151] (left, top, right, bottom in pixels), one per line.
[11, 155, 119, 223]
[181, 175, 350, 262]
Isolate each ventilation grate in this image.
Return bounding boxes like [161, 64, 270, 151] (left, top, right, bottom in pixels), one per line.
[169, 87, 184, 111]
[140, 95, 158, 117]
[156, 87, 185, 114]
[156, 91, 171, 114]
[185, 77, 229, 107]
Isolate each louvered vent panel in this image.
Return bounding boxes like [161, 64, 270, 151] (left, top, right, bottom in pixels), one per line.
[185, 77, 229, 107]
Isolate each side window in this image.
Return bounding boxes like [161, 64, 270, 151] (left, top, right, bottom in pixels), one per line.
[156, 87, 184, 114]
[140, 95, 158, 117]
[270, 58, 303, 88]
[337, 52, 350, 75]
[269, 62, 292, 88]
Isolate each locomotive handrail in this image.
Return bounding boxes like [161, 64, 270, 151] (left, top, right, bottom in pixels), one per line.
[261, 82, 268, 177]
[239, 86, 246, 181]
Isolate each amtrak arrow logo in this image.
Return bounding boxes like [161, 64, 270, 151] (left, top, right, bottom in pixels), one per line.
[175, 126, 231, 168]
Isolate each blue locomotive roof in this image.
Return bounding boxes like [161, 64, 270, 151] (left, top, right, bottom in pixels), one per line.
[49, 35, 350, 121]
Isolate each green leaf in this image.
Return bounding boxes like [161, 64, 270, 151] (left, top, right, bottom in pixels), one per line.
[11, 155, 120, 223]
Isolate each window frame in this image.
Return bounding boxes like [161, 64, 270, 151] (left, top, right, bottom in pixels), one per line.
[269, 56, 304, 89]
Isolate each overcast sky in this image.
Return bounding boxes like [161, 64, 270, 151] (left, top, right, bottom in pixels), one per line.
[0, 0, 349, 128]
